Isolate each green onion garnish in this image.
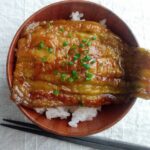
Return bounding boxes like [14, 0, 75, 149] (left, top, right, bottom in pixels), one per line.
[41, 56, 47, 62]
[53, 90, 60, 96]
[87, 41, 92, 46]
[85, 72, 93, 81]
[68, 61, 74, 66]
[59, 27, 64, 32]
[79, 43, 84, 48]
[91, 35, 97, 40]
[70, 44, 77, 50]
[47, 47, 53, 53]
[38, 41, 45, 49]
[61, 73, 67, 81]
[73, 53, 80, 61]
[86, 77, 92, 81]
[82, 39, 87, 43]
[82, 63, 90, 69]
[71, 70, 78, 79]
[68, 33, 72, 38]
[90, 59, 96, 64]
[82, 55, 91, 62]
[63, 41, 68, 47]
[68, 77, 74, 82]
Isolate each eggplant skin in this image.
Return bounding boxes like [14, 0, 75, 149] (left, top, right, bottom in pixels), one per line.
[12, 20, 150, 108]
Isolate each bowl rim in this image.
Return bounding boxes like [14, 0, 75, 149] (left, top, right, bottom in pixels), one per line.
[19, 100, 136, 137]
[7, 0, 138, 137]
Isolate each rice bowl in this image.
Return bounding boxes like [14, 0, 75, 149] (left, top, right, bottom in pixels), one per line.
[7, 1, 138, 136]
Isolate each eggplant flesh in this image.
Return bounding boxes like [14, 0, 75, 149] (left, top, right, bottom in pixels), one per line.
[12, 20, 150, 108]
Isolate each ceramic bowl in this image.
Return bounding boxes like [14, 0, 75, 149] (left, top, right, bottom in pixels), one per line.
[7, 0, 138, 136]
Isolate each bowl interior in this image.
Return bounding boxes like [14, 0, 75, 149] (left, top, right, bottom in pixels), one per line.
[7, 1, 138, 136]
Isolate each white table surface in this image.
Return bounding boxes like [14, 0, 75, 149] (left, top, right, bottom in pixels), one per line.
[0, 0, 150, 149]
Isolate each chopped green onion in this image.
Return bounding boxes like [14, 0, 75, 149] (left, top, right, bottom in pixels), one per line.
[91, 35, 97, 40]
[53, 70, 59, 75]
[53, 90, 60, 96]
[86, 77, 92, 81]
[82, 55, 91, 62]
[38, 41, 45, 49]
[82, 39, 87, 43]
[85, 72, 93, 81]
[59, 27, 64, 32]
[82, 63, 90, 69]
[73, 53, 80, 61]
[87, 41, 92, 46]
[72, 70, 77, 76]
[79, 43, 84, 48]
[68, 77, 74, 82]
[85, 72, 93, 78]
[70, 44, 77, 50]
[63, 41, 69, 47]
[71, 70, 78, 79]
[68, 61, 74, 66]
[61, 73, 67, 81]
[47, 47, 53, 53]
[41, 56, 47, 62]
[68, 33, 72, 38]
[90, 59, 96, 64]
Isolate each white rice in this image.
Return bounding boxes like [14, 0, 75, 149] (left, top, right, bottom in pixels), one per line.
[70, 11, 85, 21]
[46, 107, 70, 119]
[35, 106, 101, 128]
[35, 108, 46, 114]
[68, 107, 101, 128]
[33, 11, 107, 127]
[99, 19, 107, 27]
[26, 22, 39, 31]
[70, 11, 107, 27]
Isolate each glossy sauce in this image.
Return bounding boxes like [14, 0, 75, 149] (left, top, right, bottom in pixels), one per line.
[12, 20, 150, 108]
